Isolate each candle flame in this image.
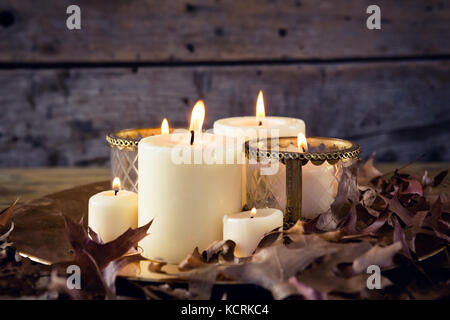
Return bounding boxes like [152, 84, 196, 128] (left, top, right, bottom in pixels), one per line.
[189, 100, 205, 135]
[256, 90, 265, 123]
[297, 132, 308, 152]
[112, 177, 121, 190]
[161, 118, 169, 135]
[250, 207, 257, 217]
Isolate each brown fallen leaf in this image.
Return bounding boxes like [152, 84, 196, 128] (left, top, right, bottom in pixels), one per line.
[379, 193, 414, 226]
[316, 162, 358, 231]
[62, 215, 152, 270]
[219, 237, 340, 299]
[50, 215, 152, 299]
[149, 260, 167, 274]
[0, 199, 18, 227]
[393, 218, 412, 259]
[178, 239, 237, 271]
[203, 240, 236, 263]
[178, 247, 207, 271]
[88, 226, 104, 244]
[358, 153, 382, 186]
[352, 242, 402, 273]
[432, 170, 449, 188]
[288, 276, 327, 300]
[361, 210, 388, 235]
[295, 241, 391, 297]
[430, 197, 450, 242]
[0, 222, 14, 242]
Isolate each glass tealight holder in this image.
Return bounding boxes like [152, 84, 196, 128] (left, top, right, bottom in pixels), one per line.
[245, 137, 361, 228]
[106, 127, 173, 192]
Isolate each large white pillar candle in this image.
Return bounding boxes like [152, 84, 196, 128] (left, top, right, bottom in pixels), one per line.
[138, 101, 242, 264]
[88, 178, 138, 243]
[223, 208, 283, 257]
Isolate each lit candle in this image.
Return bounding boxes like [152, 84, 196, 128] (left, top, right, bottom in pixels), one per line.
[161, 118, 170, 135]
[213, 90, 305, 138]
[213, 90, 305, 205]
[138, 101, 242, 264]
[223, 207, 283, 257]
[88, 177, 138, 242]
[294, 133, 337, 219]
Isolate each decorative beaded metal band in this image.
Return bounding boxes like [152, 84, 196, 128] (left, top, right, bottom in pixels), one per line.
[106, 127, 165, 151]
[245, 136, 361, 165]
[244, 136, 361, 229]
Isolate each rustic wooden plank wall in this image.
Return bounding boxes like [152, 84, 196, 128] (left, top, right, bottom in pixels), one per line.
[0, 0, 449, 166]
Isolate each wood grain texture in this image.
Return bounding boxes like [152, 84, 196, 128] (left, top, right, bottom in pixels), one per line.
[0, 168, 109, 206]
[0, 60, 449, 166]
[0, 0, 449, 62]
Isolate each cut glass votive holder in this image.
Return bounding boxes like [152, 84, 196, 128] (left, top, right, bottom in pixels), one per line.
[106, 128, 172, 192]
[245, 136, 361, 228]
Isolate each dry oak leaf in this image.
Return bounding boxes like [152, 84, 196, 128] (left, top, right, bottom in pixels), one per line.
[178, 240, 236, 271]
[358, 153, 382, 186]
[352, 241, 402, 273]
[219, 236, 341, 300]
[0, 199, 18, 227]
[295, 242, 393, 297]
[51, 216, 152, 299]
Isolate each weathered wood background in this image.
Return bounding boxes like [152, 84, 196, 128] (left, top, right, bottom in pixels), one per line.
[0, 0, 449, 166]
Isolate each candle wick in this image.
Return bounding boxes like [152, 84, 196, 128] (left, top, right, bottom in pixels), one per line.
[302, 146, 306, 152]
[190, 130, 195, 145]
[258, 121, 262, 126]
[114, 189, 119, 196]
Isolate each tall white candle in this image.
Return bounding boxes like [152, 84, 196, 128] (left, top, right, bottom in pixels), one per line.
[214, 91, 305, 138]
[138, 101, 242, 264]
[88, 178, 138, 243]
[213, 91, 305, 205]
[223, 208, 283, 257]
[214, 116, 306, 138]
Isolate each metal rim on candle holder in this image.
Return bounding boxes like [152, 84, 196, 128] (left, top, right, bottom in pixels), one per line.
[106, 127, 171, 151]
[244, 136, 361, 229]
[244, 136, 361, 165]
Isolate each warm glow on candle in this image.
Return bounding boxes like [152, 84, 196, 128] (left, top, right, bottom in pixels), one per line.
[297, 132, 308, 152]
[250, 207, 257, 217]
[161, 118, 169, 135]
[113, 177, 120, 190]
[256, 90, 265, 125]
[189, 100, 205, 134]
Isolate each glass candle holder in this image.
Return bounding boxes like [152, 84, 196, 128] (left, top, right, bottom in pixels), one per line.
[245, 137, 361, 228]
[106, 128, 173, 192]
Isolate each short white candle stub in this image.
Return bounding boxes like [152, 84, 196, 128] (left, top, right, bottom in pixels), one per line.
[223, 208, 283, 257]
[88, 189, 138, 243]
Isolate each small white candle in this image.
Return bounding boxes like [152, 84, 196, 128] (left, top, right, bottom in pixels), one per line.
[88, 178, 138, 243]
[223, 207, 283, 257]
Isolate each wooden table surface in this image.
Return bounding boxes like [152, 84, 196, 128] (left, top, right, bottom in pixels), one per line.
[0, 163, 449, 208]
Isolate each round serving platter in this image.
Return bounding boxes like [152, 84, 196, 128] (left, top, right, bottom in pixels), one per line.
[8, 181, 447, 285]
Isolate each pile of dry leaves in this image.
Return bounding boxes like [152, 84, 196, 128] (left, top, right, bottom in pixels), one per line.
[0, 156, 449, 300]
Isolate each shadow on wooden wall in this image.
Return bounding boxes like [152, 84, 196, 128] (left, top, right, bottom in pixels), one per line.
[0, 0, 449, 166]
